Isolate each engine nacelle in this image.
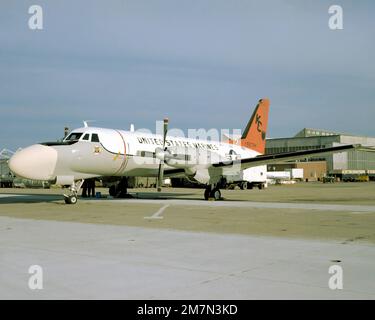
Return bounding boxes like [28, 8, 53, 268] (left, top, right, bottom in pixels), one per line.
[164, 146, 198, 168]
[164, 146, 226, 169]
[185, 167, 223, 185]
[186, 168, 210, 184]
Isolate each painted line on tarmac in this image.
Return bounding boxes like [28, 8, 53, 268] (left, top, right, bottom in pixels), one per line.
[0, 194, 26, 198]
[144, 204, 170, 220]
[96, 198, 375, 213]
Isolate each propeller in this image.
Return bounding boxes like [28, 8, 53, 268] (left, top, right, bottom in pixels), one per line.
[156, 118, 169, 192]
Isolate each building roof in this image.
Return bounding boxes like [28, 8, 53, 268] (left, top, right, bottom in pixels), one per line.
[266, 128, 375, 147]
[294, 128, 374, 139]
[294, 128, 340, 138]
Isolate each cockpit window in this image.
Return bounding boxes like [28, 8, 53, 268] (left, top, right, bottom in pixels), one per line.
[82, 133, 90, 141]
[91, 133, 100, 143]
[65, 132, 83, 141]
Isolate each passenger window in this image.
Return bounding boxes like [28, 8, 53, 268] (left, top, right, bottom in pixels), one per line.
[91, 133, 100, 143]
[82, 134, 90, 141]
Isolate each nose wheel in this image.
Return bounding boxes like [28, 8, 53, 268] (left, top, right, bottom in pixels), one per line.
[64, 195, 78, 204]
[63, 179, 84, 205]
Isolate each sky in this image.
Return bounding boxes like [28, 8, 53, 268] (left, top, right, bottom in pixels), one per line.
[0, 0, 374, 150]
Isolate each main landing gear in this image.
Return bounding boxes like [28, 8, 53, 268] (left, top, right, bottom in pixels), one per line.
[204, 185, 222, 201]
[109, 177, 129, 198]
[64, 179, 84, 204]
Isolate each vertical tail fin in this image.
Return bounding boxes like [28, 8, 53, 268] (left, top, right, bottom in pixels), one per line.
[239, 98, 270, 154]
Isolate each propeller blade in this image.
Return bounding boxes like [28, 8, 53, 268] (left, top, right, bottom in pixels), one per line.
[163, 118, 168, 149]
[157, 117, 169, 192]
[157, 162, 164, 192]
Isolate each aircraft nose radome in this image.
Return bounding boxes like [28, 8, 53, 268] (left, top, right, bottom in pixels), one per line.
[9, 144, 58, 180]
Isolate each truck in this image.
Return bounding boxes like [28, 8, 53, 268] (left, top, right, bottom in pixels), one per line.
[286, 168, 304, 180]
[225, 165, 268, 190]
[266, 171, 291, 185]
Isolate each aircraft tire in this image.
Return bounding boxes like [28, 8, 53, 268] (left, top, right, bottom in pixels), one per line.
[210, 188, 221, 201]
[204, 187, 210, 200]
[64, 195, 77, 205]
[109, 185, 116, 197]
[70, 195, 78, 204]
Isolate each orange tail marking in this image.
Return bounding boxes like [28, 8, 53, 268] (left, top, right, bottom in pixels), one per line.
[229, 98, 270, 154]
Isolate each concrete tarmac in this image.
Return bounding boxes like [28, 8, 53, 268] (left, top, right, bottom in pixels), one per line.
[1, 217, 374, 299]
[0, 182, 374, 299]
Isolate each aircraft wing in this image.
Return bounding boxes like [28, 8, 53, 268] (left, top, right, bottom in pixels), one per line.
[164, 168, 186, 177]
[212, 144, 373, 170]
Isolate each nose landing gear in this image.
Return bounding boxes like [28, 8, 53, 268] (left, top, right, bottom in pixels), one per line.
[63, 179, 84, 204]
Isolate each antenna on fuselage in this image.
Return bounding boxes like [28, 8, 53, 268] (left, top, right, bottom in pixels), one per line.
[83, 120, 96, 128]
[130, 124, 135, 132]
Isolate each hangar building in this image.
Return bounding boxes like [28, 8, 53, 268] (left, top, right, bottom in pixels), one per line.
[265, 128, 375, 180]
[0, 149, 14, 187]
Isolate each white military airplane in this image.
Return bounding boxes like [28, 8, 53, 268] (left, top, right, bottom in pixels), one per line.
[9, 99, 364, 204]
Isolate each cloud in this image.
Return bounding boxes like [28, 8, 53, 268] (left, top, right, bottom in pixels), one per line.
[0, 0, 374, 149]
